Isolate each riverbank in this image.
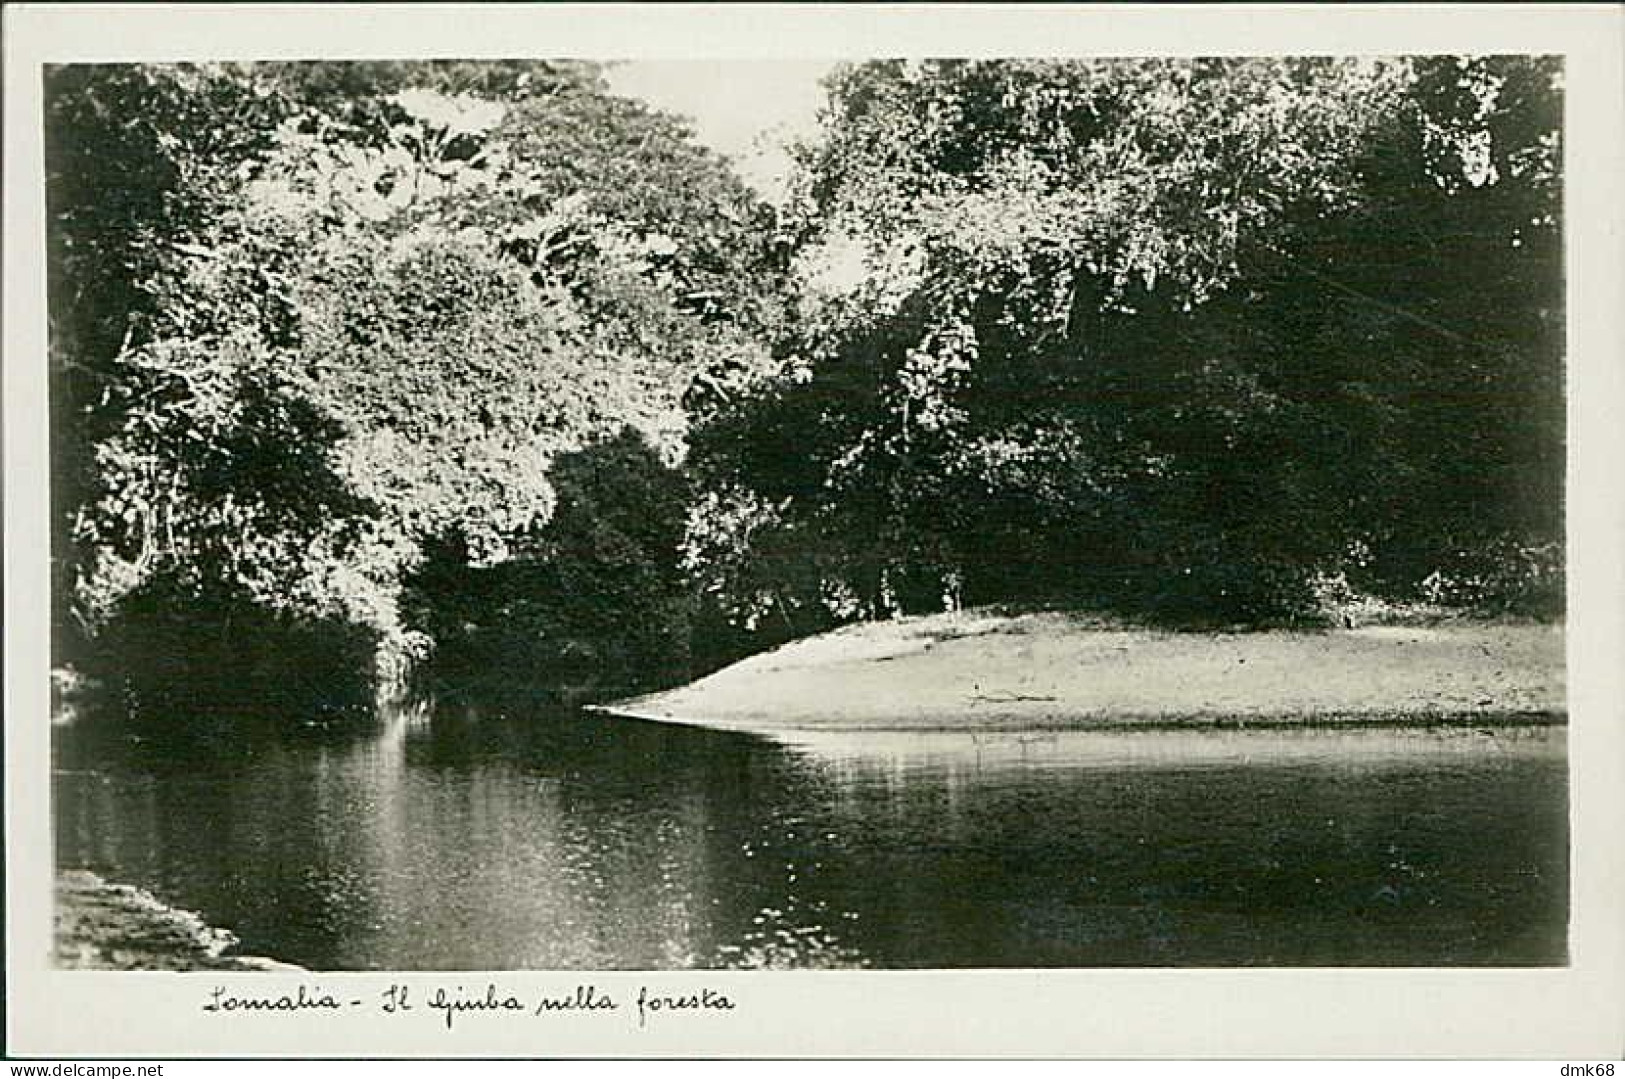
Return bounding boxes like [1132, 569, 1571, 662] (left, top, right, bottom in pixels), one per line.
[594, 609, 1565, 735]
[54, 871, 301, 971]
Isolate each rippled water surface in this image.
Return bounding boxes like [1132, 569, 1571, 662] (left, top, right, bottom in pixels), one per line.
[55, 709, 1568, 968]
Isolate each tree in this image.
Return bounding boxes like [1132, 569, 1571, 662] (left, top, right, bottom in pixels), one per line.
[1317, 56, 1564, 610]
[691, 56, 1564, 628]
[50, 61, 787, 708]
[403, 428, 695, 701]
[46, 63, 295, 648]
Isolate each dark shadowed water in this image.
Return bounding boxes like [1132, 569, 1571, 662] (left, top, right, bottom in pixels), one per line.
[55, 706, 1568, 969]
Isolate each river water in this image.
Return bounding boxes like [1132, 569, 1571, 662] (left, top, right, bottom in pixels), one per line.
[55, 708, 1568, 969]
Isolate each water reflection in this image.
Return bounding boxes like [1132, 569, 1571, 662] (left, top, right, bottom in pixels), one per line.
[55, 708, 1567, 969]
[777, 724, 1563, 772]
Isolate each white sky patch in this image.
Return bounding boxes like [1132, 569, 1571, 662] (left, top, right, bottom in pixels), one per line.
[796, 232, 872, 298]
[605, 60, 836, 203]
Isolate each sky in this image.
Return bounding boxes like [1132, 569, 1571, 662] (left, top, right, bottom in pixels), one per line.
[604, 60, 838, 203]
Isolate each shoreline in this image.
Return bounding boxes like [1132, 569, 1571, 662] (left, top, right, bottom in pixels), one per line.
[591, 704, 1568, 736]
[594, 610, 1566, 736]
[54, 870, 301, 971]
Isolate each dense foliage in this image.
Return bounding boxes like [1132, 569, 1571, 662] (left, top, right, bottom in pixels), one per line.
[690, 56, 1563, 627]
[402, 429, 696, 702]
[46, 56, 1563, 723]
[49, 61, 782, 713]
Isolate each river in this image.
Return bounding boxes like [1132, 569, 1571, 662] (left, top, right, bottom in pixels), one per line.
[54, 707, 1568, 969]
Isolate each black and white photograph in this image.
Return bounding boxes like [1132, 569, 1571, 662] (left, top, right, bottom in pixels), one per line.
[5, 2, 1623, 1062]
